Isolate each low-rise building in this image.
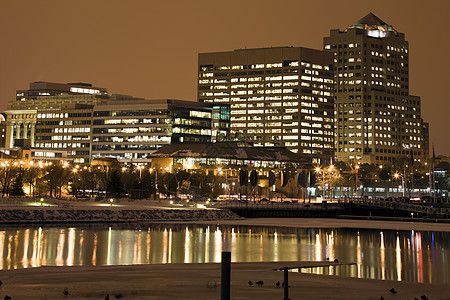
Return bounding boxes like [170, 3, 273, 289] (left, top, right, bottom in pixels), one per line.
[91, 99, 230, 163]
[4, 82, 230, 164]
[150, 141, 305, 174]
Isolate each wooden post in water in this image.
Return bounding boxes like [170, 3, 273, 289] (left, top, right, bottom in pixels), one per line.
[221, 251, 231, 300]
[283, 267, 289, 300]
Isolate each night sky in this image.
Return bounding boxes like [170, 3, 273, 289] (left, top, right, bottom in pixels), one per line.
[0, 0, 448, 155]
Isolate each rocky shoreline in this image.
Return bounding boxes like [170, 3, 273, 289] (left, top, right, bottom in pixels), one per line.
[0, 207, 241, 224]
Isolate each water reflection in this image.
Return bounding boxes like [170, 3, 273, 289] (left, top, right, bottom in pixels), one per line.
[0, 225, 449, 284]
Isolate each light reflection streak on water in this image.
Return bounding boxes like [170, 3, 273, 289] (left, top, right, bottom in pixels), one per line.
[168, 228, 172, 264]
[56, 229, 64, 266]
[205, 226, 210, 262]
[357, 233, 361, 278]
[107, 227, 111, 265]
[416, 232, 423, 283]
[133, 230, 141, 265]
[380, 231, 385, 280]
[396, 235, 402, 281]
[230, 228, 236, 262]
[259, 232, 263, 262]
[432, 232, 435, 283]
[315, 234, 321, 262]
[274, 231, 278, 262]
[184, 227, 190, 263]
[326, 231, 335, 262]
[0, 231, 4, 267]
[6, 235, 12, 267]
[146, 231, 150, 263]
[92, 233, 97, 266]
[67, 228, 75, 266]
[117, 234, 123, 265]
[22, 229, 30, 268]
[214, 227, 221, 262]
[79, 231, 84, 266]
[0, 225, 449, 284]
[410, 230, 415, 282]
[162, 228, 167, 264]
[30, 227, 41, 267]
[328, 231, 335, 275]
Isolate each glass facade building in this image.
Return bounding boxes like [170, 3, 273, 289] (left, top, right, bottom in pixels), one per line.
[91, 99, 230, 163]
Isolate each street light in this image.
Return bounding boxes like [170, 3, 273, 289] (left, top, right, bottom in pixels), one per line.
[315, 167, 326, 200]
[394, 173, 405, 197]
[355, 164, 360, 198]
[150, 168, 159, 200]
[137, 165, 144, 183]
[110, 198, 114, 207]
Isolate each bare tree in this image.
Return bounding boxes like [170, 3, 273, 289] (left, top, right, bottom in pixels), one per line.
[0, 162, 19, 197]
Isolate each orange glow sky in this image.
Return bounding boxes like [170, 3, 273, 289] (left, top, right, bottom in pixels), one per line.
[0, 0, 448, 155]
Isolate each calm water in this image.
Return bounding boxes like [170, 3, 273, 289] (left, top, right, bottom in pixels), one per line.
[0, 224, 449, 284]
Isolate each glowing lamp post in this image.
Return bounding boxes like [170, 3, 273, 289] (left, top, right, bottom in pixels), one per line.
[110, 198, 114, 207]
[394, 173, 405, 197]
[355, 164, 360, 198]
[315, 167, 325, 200]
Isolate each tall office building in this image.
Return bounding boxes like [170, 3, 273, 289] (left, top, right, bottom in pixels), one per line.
[198, 47, 334, 163]
[324, 13, 425, 164]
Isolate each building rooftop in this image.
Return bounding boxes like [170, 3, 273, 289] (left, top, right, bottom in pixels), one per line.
[151, 142, 305, 163]
[351, 12, 387, 27]
[347, 12, 397, 34]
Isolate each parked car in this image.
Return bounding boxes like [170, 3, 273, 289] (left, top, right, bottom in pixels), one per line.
[395, 197, 410, 203]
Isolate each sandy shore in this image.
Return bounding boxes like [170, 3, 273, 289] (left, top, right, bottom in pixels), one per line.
[1, 261, 449, 300]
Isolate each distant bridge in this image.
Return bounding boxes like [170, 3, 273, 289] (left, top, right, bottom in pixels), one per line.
[217, 199, 450, 220]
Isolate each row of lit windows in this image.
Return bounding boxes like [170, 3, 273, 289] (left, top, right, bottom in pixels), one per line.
[93, 136, 171, 143]
[200, 61, 330, 72]
[54, 127, 90, 133]
[172, 127, 211, 135]
[36, 142, 89, 149]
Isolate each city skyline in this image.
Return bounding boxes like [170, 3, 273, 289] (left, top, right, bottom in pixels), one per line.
[0, 0, 449, 156]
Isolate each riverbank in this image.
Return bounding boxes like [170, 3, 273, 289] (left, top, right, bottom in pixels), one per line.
[0, 207, 241, 224]
[2, 207, 450, 232]
[0, 262, 449, 300]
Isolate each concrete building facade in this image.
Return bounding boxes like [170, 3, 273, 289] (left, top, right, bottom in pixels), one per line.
[34, 104, 94, 163]
[4, 82, 230, 164]
[324, 13, 426, 164]
[198, 47, 334, 164]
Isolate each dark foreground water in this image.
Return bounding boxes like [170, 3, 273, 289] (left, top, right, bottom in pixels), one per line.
[0, 224, 449, 284]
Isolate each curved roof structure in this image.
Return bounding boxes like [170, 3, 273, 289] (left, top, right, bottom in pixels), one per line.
[150, 142, 305, 163]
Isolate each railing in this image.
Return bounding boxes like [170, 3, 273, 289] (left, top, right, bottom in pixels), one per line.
[351, 198, 450, 217]
[216, 198, 450, 219]
[217, 200, 344, 211]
